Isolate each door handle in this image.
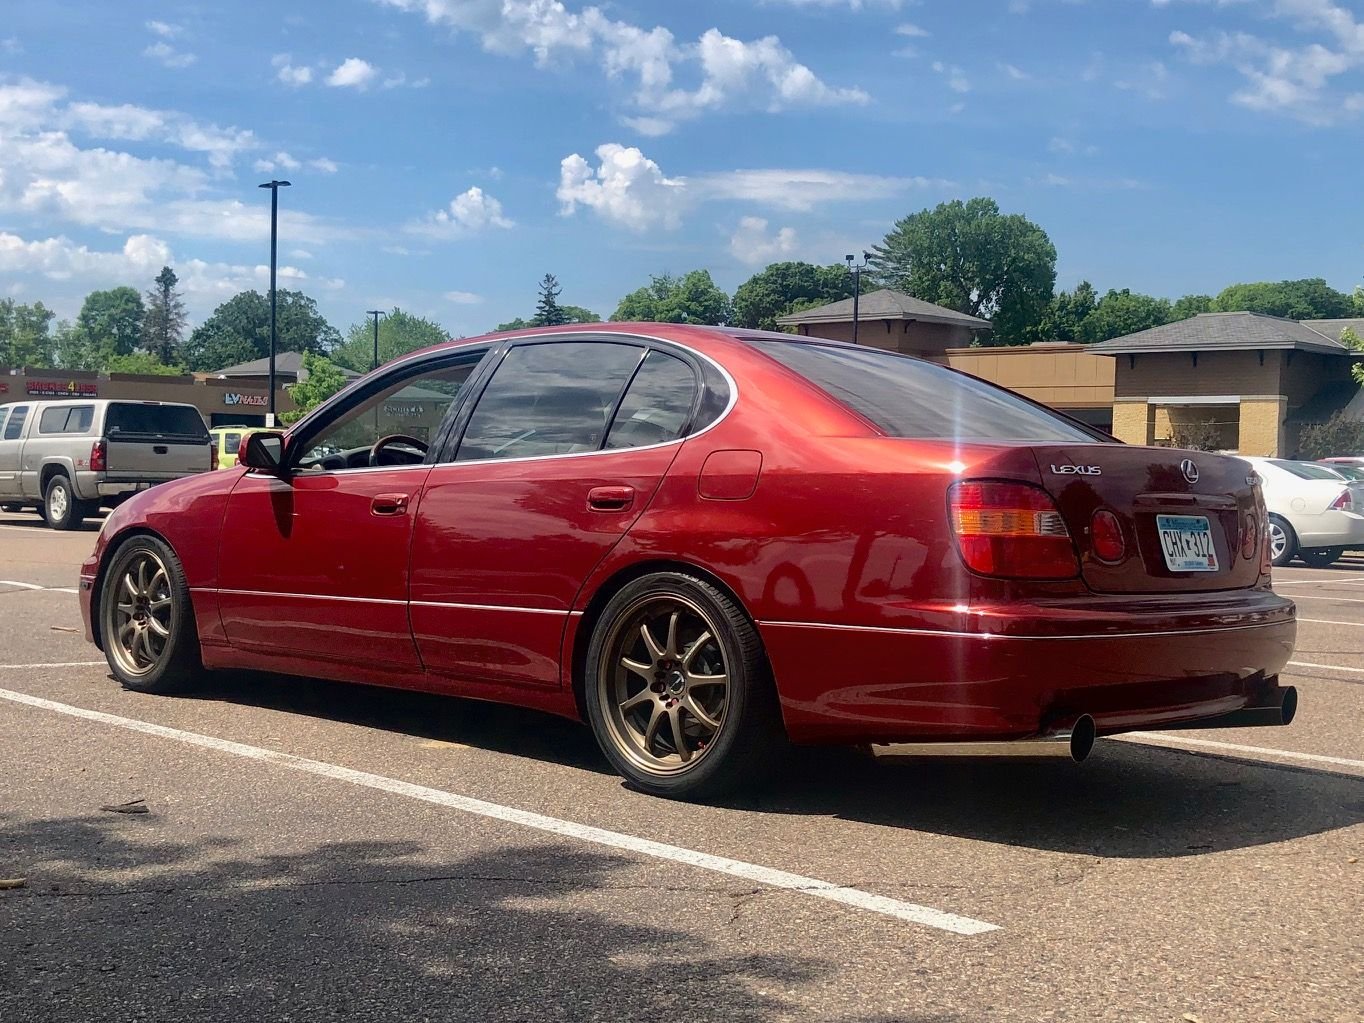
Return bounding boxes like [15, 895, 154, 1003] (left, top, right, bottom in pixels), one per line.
[371, 493, 410, 516]
[587, 486, 635, 512]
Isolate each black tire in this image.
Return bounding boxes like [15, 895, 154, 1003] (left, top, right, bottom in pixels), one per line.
[44, 474, 91, 531]
[1268, 515, 1297, 568]
[99, 535, 202, 694]
[1297, 547, 1342, 568]
[584, 572, 786, 801]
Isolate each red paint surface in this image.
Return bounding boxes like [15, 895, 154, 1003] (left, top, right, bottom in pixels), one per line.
[82, 322, 1297, 745]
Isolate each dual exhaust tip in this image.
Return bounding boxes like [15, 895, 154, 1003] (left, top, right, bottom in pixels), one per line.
[868, 685, 1298, 763]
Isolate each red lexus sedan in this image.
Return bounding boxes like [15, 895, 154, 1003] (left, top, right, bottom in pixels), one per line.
[80, 324, 1297, 799]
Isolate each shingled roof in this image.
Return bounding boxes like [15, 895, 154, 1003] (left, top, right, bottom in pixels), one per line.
[1087, 311, 1353, 357]
[776, 289, 992, 330]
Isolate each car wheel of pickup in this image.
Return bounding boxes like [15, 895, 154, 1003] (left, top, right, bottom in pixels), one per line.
[584, 572, 785, 801]
[100, 535, 201, 694]
[1268, 514, 1297, 568]
[44, 474, 93, 531]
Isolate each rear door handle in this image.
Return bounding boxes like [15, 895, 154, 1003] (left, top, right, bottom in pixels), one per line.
[587, 486, 635, 512]
[371, 493, 410, 516]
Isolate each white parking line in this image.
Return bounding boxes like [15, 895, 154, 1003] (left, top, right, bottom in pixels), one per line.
[0, 580, 79, 594]
[0, 661, 104, 669]
[1287, 660, 1364, 675]
[1277, 593, 1364, 605]
[0, 685, 1000, 936]
[1296, 618, 1364, 627]
[1120, 733, 1364, 772]
[1273, 579, 1364, 589]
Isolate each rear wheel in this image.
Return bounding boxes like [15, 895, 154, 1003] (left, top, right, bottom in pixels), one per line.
[44, 474, 93, 531]
[584, 573, 785, 801]
[1268, 515, 1297, 568]
[99, 535, 201, 694]
[1298, 547, 1342, 568]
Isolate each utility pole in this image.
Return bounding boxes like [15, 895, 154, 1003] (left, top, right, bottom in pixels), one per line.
[845, 252, 870, 346]
[258, 179, 292, 427]
[367, 310, 385, 372]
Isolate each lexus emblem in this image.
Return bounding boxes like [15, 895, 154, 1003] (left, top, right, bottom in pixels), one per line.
[1180, 458, 1200, 484]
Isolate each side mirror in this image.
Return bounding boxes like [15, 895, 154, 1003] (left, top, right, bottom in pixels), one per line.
[241, 432, 287, 474]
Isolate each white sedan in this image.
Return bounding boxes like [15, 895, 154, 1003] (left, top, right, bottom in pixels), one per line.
[1244, 457, 1364, 567]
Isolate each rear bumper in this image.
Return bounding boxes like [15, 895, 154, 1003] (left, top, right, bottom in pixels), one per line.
[1296, 510, 1364, 549]
[761, 593, 1296, 744]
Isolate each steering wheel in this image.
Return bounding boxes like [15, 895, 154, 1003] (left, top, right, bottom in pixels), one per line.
[369, 434, 429, 467]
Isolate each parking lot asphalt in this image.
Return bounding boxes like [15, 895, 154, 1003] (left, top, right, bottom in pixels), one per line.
[0, 510, 1360, 1023]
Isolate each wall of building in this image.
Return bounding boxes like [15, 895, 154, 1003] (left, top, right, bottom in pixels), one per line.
[1, 369, 295, 426]
[1113, 350, 1283, 399]
[797, 319, 977, 352]
[933, 344, 1115, 410]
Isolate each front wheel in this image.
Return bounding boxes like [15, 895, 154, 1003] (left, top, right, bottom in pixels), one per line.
[584, 573, 785, 801]
[1298, 547, 1342, 568]
[100, 536, 201, 693]
[1268, 515, 1297, 568]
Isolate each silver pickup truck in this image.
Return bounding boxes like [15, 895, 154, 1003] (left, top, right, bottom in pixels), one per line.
[0, 399, 214, 530]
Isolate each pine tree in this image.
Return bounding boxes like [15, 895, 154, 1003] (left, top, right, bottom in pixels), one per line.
[144, 265, 188, 366]
[531, 273, 568, 326]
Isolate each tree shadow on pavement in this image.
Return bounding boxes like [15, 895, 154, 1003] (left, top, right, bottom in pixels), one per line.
[732, 741, 1364, 859]
[0, 813, 958, 1023]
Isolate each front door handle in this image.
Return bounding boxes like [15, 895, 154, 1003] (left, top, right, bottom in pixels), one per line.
[587, 486, 635, 512]
[371, 493, 410, 516]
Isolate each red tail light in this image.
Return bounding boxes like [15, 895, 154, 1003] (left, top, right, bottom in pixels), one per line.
[1241, 514, 1258, 560]
[1329, 488, 1353, 512]
[89, 439, 106, 473]
[949, 481, 1079, 579]
[1089, 509, 1126, 563]
[210, 441, 219, 471]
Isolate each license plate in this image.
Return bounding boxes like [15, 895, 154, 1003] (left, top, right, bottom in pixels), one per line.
[1156, 514, 1219, 573]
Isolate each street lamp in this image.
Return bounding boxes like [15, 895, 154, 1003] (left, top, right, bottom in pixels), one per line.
[258, 179, 291, 427]
[845, 251, 871, 346]
[366, 310, 386, 372]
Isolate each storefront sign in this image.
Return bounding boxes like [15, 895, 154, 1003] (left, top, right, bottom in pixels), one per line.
[26, 380, 98, 397]
[224, 392, 268, 407]
[384, 403, 425, 418]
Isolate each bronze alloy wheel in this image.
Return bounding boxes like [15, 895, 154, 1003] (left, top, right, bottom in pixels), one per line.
[105, 548, 176, 678]
[597, 593, 732, 777]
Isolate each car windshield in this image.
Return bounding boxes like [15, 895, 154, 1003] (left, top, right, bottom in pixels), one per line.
[106, 404, 209, 441]
[753, 340, 1104, 442]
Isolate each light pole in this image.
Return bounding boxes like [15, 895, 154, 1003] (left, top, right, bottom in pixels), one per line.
[258, 179, 291, 427]
[845, 251, 870, 346]
[367, 310, 385, 372]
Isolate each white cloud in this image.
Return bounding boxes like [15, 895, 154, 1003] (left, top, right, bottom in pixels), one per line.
[290, 249, 314, 260]
[729, 216, 799, 265]
[1164, 0, 1364, 123]
[376, 0, 867, 133]
[761, 0, 902, 7]
[253, 151, 337, 176]
[556, 143, 685, 230]
[273, 53, 314, 86]
[327, 57, 380, 89]
[556, 142, 950, 231]
[144, 41, 196, 69]
[1048, 136, 1099, 156]
[895, 23, 930, 38]
[409, 186, 514, 237]
[931, 61, 972, 93]
[146, 21, 182, 38]
[444, 290, 484, 304]
[1000, 62, 1032, 81]
[1115, 60, 1171, 99]
[310, 157, 339, 173]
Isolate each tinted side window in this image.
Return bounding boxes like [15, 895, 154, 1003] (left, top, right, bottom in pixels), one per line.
[3, 406, 29, 440]
[457, 342, 643, 461]
[39, 407, 67, 433]
[224, 432, 243, 455]
[756, 341, 1100, 443]
[605, 351, 697, 450]
[38, 405, 93, 434]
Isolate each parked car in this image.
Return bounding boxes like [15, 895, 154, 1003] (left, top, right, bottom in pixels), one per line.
[1243, 456, 1364, 567]
[79, 325, 1296, 799]
[209, 425, 268, 470]
[0, 399, 214, 529]
[1320, 456, 1364, 468]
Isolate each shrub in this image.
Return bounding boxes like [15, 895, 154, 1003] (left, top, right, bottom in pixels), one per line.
[1298, 410, 1364, 460]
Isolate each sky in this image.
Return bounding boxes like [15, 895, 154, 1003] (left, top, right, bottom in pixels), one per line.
[1, 0, 1362, 339]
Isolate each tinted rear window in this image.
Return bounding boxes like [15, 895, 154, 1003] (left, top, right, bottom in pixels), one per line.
[1270, 459, 1341, 481]
[755, 341, 1099, 443]
[106, 404, 209, 440]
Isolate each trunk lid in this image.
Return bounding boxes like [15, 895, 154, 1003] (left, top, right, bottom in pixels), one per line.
[1028, 444, 1262, 593]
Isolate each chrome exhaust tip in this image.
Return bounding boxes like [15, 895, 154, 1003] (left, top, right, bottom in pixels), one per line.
[870, 714, 1096, 764]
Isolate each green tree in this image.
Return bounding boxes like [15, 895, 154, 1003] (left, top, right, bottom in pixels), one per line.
[74, 287, 145, 365]
[531, 274, 568, 326]
[332, 309, 449, 373]
[867, 197, 1057, 342]
[494, 317, 531, 332]
[1172, 294, 1214, 320]
[1023, 281, 1097, 343]
[1298, 409, 1364, 460]
[611, 271, 731, 325]
[181, 290, 341, 372]
[0, 299, 56, 367]
[1076, 289, 1173, 343]
[731, 262, 855, 332]
[561, 305, 601, 324]
[104, 352, 185, 376]
[1212, 278, 1353, 320]
[143, 266, 188, 365]
[280, 352, 349, 424]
